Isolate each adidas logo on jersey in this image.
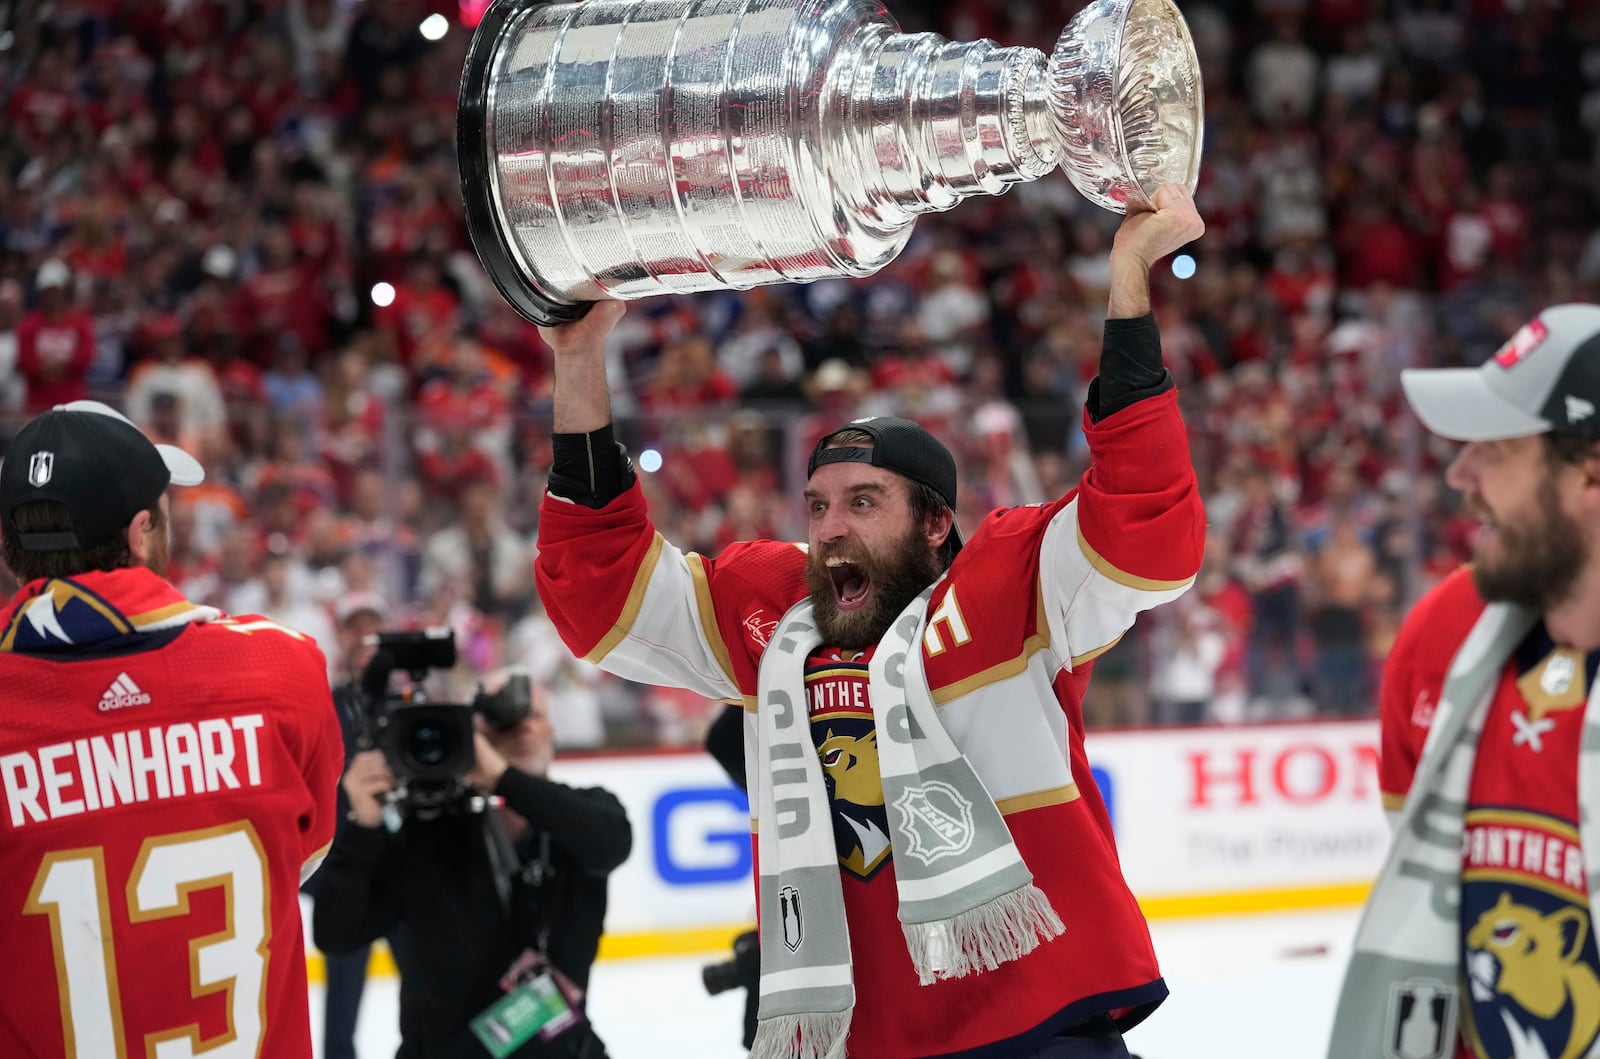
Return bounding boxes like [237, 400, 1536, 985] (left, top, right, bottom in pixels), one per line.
[99, 673, 151, 712]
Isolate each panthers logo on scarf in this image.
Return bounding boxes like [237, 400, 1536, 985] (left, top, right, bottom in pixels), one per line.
[804, 649, 892, 880]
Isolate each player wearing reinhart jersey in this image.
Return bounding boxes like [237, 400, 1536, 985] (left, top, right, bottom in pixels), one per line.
[0, 401, 342, 1059]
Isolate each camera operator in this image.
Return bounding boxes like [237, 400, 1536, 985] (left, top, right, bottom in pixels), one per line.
[303, 592, 407, 1059]
[312, 667, 632, 1059]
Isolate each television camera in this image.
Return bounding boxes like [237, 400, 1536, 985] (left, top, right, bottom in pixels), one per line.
[702, 929, 759, 1049]
[358, 628, 533, 815]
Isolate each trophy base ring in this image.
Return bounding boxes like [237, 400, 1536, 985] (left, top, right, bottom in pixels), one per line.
[457, 0, 592, 328]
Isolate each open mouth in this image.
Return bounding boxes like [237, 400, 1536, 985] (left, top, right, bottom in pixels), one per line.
[827, 558, 872, 611]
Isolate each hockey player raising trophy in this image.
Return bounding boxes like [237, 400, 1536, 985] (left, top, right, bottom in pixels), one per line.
[460, 1, 1208, 1055]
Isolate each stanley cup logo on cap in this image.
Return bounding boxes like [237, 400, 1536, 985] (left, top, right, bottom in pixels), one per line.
[27, 452, 53, 487]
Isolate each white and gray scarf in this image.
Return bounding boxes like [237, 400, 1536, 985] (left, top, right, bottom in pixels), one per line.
[1326, 603, 1600, 1059]
[749, 587, 1064, 1059]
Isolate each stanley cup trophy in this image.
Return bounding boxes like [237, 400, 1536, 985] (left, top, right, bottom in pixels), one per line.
[458, 0, 1203, 325]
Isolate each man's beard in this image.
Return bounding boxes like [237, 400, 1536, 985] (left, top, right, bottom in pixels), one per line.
[806, 525, 945, 650]
[1471, 474, 1588, 610]
[143, 527, 171, 577]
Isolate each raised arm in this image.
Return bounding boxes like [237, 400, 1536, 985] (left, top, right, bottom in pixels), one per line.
[1038, 184, 1209, 666]
[1106, 184, 1204, 320]
[548, 300, 627, 434]
[535, 300, 758, 705]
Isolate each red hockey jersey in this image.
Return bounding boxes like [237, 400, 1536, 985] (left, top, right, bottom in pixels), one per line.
[0, 568, 343, 1059]
[537, 390, 1205, 1058]
[1379, 568, 1599, 1059]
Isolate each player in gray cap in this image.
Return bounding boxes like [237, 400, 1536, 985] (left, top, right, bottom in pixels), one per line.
[1329, 303, 1600, 1059]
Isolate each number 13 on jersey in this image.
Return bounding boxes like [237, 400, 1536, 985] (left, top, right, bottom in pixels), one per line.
[24, 821, 270, 1059]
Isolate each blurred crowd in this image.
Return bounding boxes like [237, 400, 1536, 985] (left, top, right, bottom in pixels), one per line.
[2, 0, 1598, 747]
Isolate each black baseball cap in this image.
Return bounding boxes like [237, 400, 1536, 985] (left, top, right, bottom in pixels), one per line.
[1402, 304, 1600, 441]
[1, 401, 204, 551]
[808, 416, 963, 552]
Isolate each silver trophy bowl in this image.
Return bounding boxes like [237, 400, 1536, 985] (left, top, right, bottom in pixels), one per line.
[1052, 0, 1203, 213]
[458, 0, 1203, 325]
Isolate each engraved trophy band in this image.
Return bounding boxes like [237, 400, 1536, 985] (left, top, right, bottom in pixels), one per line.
[458, 0, 1203, 325]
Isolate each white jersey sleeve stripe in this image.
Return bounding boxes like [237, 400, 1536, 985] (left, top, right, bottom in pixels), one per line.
[583, 533, 666, 664]
[581, 535, 743, 704]
[686, 552, 739, 690]
[1038, 498, 1194, 670]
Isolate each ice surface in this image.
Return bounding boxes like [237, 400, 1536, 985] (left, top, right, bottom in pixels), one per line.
[312, 907, 1361, 1059]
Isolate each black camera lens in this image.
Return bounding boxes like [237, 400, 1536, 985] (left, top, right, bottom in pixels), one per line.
[380, 702, 476, 789]
[407, 721, 452, 767]
[702, 958, 742, 995]
[702, 930, 760, 996]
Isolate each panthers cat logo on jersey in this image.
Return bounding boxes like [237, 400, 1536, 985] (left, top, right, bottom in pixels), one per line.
[1460, 810, 1600, 1059]
[806, 654, 892, 880]
[816, 722, 892, 878]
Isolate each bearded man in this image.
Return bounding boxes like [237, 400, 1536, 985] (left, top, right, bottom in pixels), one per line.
[1329, 303, 1600, 1059]
[535, 185, 1206, 1059]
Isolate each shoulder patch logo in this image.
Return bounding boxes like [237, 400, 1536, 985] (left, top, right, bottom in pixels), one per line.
[743, 611, 777, 648]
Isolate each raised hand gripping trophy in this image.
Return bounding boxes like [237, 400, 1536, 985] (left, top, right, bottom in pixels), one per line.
[458, 0, 1202, 325]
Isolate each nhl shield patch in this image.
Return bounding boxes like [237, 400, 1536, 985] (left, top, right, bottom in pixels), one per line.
[891, 780, 975, 866]
[1385, 978, 1459, 1059]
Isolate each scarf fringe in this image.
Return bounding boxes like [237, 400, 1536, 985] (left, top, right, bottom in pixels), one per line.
[903, 882, 1065, 985]
[749, 1011, 850, 1059]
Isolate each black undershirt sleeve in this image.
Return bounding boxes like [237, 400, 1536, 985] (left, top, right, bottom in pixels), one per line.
[547, 423, 636, 508]
[1084, 312, 1172, 422]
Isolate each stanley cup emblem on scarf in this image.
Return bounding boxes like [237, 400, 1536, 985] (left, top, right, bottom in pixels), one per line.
[457, 0, 1204, 325]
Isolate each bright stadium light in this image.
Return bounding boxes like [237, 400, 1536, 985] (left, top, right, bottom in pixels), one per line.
[370, 282, 396, 308]
[1172, 254, 1197, 280]
[639, 448, 663, 473]
[420, 13, 450, 40]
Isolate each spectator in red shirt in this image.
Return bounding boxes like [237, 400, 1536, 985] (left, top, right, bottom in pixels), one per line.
[238, 224, 332, 365]
[1336, 197, 1422, 291]
[60, 196, 127, 283]
[7, 47, 80, 153]
[1263, 234, 1336, 318]
[476, 298, 552, 394]
[184, 245, 250, 359]
[373, 253, 460, 371]
[17, 260, 96, 413]
[639, 335, 737, 413]
[1481, 163, 1530, 264]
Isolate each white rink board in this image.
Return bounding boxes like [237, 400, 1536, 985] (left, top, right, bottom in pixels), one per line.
[546, 719, 1387, 934]
[1089, 719, 1387, 896]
